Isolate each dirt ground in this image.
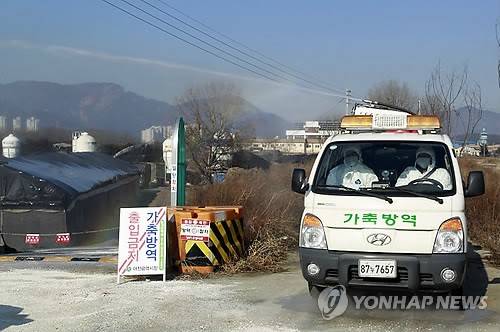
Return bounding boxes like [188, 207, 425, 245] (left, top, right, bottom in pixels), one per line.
[1, 252, 500, 332]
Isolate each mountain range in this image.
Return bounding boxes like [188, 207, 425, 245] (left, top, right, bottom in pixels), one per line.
[0, 81, 290, 138]
[0, 81, 498, 140]
[451, 107, 500, 142]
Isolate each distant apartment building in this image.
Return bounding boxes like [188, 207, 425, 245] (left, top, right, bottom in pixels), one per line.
[26, 116, 40, 132]
[141, 125, 172, 144]
[0, 116, 7, 131]
[12, 116, 22, 131]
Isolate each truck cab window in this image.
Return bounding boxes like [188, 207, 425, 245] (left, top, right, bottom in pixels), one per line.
[313, 141, 455, 195]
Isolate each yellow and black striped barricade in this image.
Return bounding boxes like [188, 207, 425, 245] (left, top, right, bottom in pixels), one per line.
[171, 206, 244, 274]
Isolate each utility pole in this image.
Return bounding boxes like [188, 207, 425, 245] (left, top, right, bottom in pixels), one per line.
[345, 89, 352, 115]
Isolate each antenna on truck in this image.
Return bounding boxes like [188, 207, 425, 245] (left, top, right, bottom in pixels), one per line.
[361, 99, 416, 115]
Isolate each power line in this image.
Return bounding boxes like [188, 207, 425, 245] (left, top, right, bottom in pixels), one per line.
[115, 0, 308, 85]
[140, 0, 346, 94]
[154, 0, 344, 92]
[98, 0, 280, 83]
[97, 0, 356, 100]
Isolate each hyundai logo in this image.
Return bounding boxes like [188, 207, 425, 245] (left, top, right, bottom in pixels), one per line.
[367, 233, 392, 246]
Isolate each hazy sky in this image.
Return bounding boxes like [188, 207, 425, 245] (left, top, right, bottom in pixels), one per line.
[1, 0, 499, 121]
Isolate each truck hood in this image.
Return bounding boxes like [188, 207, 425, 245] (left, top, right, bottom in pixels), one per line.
[310, 194, 457, 254]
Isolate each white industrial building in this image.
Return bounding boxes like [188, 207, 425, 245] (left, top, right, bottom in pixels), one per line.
[245, 138, 324, 155]
[244, 120, 340, 155]
[285, 120, 340, 140]
[141, 125, 172, 144]
[12, 116, 22, 131]
[26, 116, 40, 132]
[454, 145, 481, 157]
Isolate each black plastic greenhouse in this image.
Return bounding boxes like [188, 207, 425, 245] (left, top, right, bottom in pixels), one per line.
[0, 152, 140, 251]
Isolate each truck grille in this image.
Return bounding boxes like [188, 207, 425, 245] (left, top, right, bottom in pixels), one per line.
[326, 269, 339, 278]
[419, 273, 434, 287]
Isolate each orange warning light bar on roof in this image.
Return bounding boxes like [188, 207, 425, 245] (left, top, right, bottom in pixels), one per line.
[407, 115, 441, 129]
[340, 114, 441, 130]
[340, 115, 373, 129]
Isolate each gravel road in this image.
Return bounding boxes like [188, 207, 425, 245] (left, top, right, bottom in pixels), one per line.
[1, 253, 500, 331]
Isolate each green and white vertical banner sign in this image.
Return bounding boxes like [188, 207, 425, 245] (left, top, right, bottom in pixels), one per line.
[117, 207, 167, 283]
[170, 118, 186, 207]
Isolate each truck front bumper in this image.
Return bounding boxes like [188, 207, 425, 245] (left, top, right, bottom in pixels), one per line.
[299, 247, 466, 292]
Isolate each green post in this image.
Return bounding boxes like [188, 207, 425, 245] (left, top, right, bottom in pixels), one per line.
[177, 118, 186, 206]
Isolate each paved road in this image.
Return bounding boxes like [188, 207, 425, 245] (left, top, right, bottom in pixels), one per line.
[1, 251, 500, 331]
[3, 244, 118, 257]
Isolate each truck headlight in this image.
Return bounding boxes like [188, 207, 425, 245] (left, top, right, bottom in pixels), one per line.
[300, 214, 327, 249]
[433, 217, 464, 253]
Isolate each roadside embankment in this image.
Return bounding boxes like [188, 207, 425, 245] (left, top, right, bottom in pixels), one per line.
[459, 157, 500, 264]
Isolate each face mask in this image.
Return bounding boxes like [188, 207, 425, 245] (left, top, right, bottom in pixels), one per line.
[344, 155, 359, 167]
[416, 156, 431, 170]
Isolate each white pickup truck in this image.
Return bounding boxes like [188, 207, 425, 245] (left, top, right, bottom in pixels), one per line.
[292, 104, 485, 294]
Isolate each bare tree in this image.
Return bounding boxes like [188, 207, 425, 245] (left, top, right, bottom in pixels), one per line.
[425, 62, 468, 136]
[420, 93, 442, 116]
[367, 80, 418, 112]
[176, 82, 243, 183]
[458, 82, 483, 154]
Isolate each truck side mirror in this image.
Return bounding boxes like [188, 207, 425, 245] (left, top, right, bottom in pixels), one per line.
[291, 168, 308, 194]
[464, 171, 485, 197]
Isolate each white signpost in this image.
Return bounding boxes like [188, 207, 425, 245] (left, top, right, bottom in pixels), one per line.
[117, 207, 167, 283]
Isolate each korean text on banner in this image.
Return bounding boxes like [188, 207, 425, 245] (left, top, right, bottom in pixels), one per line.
[118, 207, 167, 279]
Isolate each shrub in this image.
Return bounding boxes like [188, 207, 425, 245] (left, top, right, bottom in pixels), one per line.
[190, 162, 311, 272]
[459, 157, 500, 263]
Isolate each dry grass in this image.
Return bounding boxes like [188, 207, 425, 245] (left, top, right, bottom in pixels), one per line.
[459, 157, 500, 264]
[190, 162, 311, 272]
[220, 222, 290, 273]
[159, 156, 500, 271]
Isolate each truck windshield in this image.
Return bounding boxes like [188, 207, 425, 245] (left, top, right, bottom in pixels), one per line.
[312, 141, 456, 196]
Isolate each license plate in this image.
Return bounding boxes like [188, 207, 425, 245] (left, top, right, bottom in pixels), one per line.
[358, 259, 397, 278]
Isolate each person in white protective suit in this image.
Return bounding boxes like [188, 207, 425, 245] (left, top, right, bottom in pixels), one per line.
[396, 147, 452, 190]
[326, 147, 379, 189]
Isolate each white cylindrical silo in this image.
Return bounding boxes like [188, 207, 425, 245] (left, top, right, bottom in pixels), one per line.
[2, 134, 21, 158]
[74, 132, 96, 152]
[72, 131, 81, 152]
[478, 128, 488, 146]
